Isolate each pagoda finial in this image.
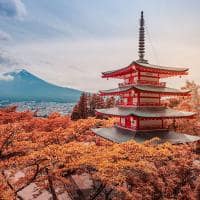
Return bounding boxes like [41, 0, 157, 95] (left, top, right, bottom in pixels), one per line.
[137, 11, 148, 63]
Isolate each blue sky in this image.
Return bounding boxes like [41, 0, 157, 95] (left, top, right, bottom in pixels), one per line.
[0, 0, 200, 91]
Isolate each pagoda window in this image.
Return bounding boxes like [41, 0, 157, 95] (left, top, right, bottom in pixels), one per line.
[130, 117, 136, 128]
[123, 98, 128, 105]
[131, 90, 136, 97]
[120, 117, 125, 126]
[134, 75, 138, 82]
[132, 97, 137, 105]
[124, 78, 129, 84]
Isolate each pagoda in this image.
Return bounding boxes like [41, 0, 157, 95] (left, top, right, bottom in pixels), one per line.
[92, 11, 200, 144]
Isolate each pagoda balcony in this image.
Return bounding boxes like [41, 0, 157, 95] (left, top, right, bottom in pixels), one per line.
[118, 82, 133, 87]
[117, 103, 135, 107]
[118, 80, 166, 88]
[115, 123, 165, 131]
[137, 80, 166, 87]
[117, 102, 162, 107]
[117, 101, 162, 107]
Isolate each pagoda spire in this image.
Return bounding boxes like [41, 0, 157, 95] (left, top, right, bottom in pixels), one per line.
[137, 11, 148, 63]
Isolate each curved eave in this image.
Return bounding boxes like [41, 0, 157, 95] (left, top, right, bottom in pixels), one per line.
[100, 85, 191, 96]
[100, 86, 132, 95]
[135, 62, 189, 75]
[96, 107, 195, 119]
[92, 127, 200, 144]
[101, 61, 189, 78]
[102, 65, 133, 78]
[133, 85, 191, 96]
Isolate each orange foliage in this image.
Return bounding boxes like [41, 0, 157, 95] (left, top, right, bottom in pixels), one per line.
[162, 81, 200, 137]
[0, 107, 199, 200]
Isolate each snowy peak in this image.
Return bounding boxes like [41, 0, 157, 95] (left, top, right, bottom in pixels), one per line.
[4, 69, 30, 77]
[1, 69, 39, 83]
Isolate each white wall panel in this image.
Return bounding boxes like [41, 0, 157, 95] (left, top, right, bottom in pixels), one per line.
[140, 98, 160, 103]
[140, 120, 162, 127]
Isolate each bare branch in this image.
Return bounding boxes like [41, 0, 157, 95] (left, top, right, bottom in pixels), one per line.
[16, 164, 39, 193]
[45, 168, 58, 200]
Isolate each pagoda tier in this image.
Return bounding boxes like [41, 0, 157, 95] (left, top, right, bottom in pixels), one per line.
[96, 107, 195, 119]
[102, 61, 188, 80]
[92, 127, 200, 144]
[100, 85, 190, 96]
[96, 106, 195, 131]
[100, 85, 190, 107]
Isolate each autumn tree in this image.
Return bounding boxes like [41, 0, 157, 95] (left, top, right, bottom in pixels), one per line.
[72, 93, 117, 120]
[87, 93, 98, 116]
[72, 93, 104, 120]
[0, 107, 199, 200]
[182, 80, 200, 110]
[71, 104, 80, 120]
[71, 92, 88, 120]
[161, 81, 200, 137]
[105, 96, 115, 108]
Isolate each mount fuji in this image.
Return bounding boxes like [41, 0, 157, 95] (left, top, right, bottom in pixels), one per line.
[0, 69, 81, 102]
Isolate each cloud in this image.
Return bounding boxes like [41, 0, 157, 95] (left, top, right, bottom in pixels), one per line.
[7, 36, 200, 92]
[0, 72, 13, 81]
[0, 30, 12, 41]
[0, 0, 27, 19]
[0, 48, 23, 73]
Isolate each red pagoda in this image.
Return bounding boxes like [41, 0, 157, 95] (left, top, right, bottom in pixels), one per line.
[92, 11, 200, 144]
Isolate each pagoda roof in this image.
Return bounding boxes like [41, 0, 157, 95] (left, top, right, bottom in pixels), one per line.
[102, 61, 188, 78]
[100, 85, 190, 96]
[92, 127, 200, 144]
[100, 85, 132, 94]
[96, 106, 195, 119]
[136, 62, 188, 73]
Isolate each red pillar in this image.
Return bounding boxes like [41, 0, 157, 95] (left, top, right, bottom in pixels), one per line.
[138, 70, 141, 84]
[159, 94, 161, 106]
[125, 116, 131, 128]
[138, 92, 140, 106]
[136, 117, 140, 130]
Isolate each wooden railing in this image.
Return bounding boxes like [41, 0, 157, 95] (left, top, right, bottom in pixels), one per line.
[118, 80, 166, 87]
[137, 80, 166, 87]
[117, 102, 162, 107]
[118, 82, 132, 87]
[116, 123, 165, 131]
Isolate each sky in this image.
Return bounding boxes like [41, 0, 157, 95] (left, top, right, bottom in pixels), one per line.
[0, 0, 200, 92]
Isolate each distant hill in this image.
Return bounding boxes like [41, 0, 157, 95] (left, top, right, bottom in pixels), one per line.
[0, 69, 82, 102]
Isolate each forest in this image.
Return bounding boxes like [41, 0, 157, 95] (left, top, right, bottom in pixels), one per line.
[0, 81, 200, 200]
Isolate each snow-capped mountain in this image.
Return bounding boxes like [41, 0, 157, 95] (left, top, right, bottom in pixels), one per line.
[0, 69, 81, 102]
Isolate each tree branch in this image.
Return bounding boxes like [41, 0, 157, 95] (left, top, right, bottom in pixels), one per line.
[0, 127, 17, 155]
[1, 171, 24, 200]
[16, 164, 39, 193]
[89, 183, 106, 200]
[45, 168, 58, 200]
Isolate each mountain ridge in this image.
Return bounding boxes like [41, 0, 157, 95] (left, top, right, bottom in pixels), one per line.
[0, 69, 82, 102]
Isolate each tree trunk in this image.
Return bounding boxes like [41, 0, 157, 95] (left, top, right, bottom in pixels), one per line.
[45, 168, 58, 200]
